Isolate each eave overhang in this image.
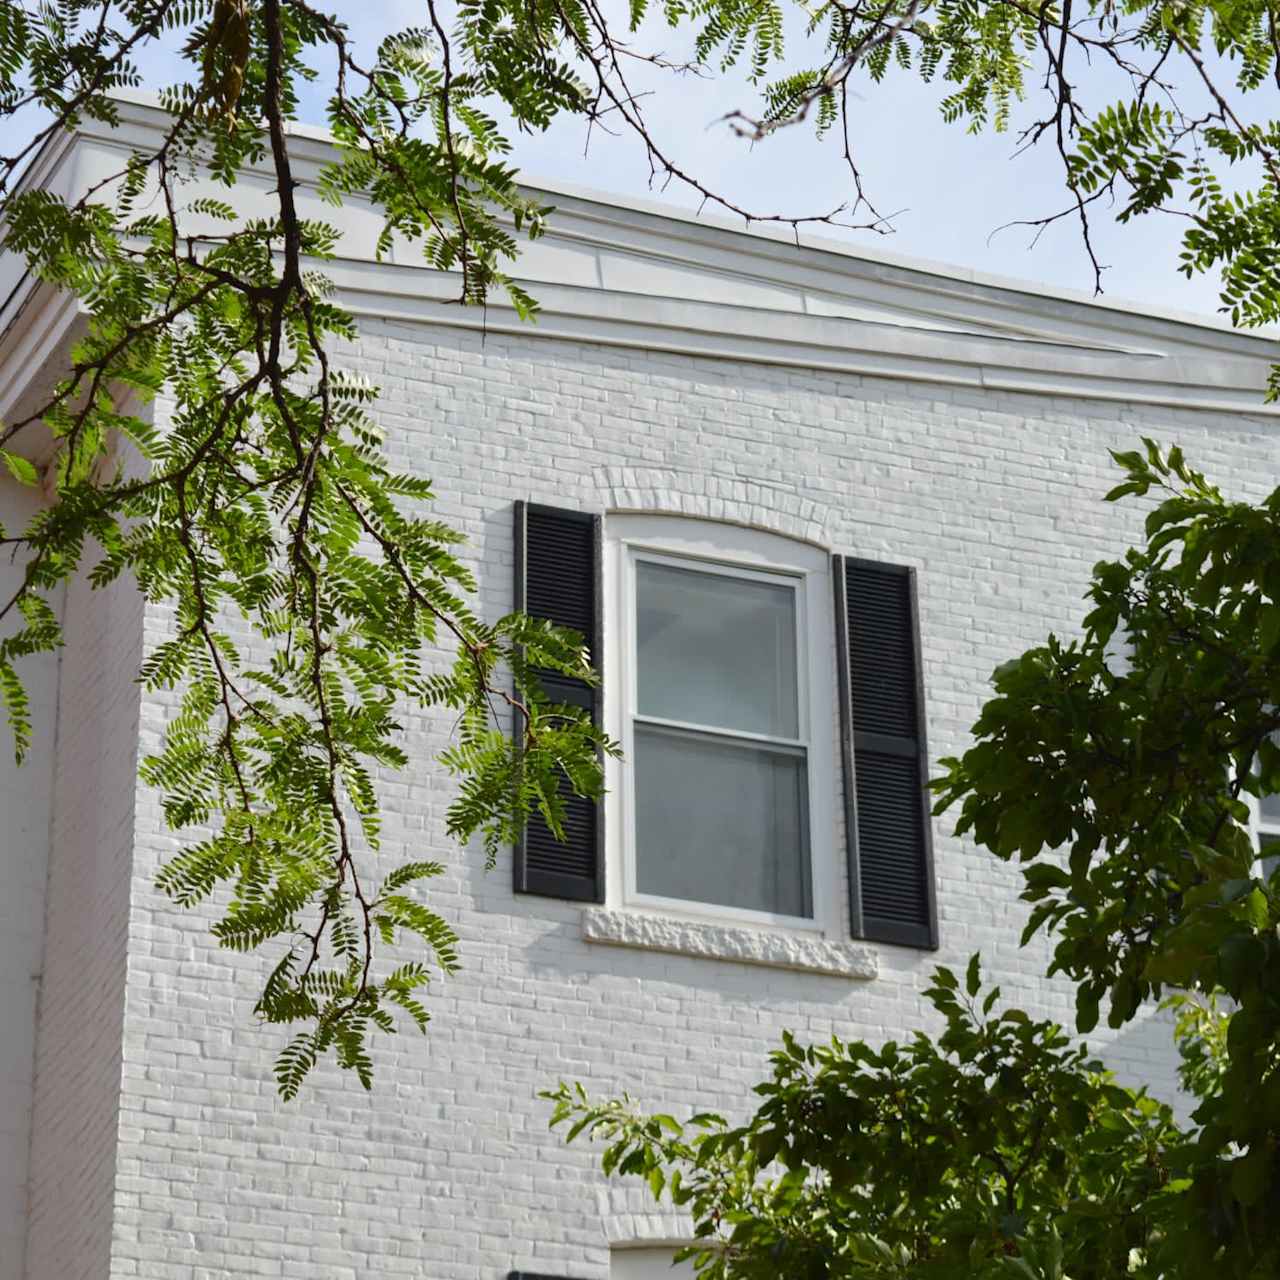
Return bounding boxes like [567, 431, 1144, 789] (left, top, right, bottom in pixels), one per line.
[0, 92, 1275, 427]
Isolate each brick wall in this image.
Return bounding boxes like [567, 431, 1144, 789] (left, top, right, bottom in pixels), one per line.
[96, 320, 1278, 1279]
[23, 561, 144, 1280]
[0, 479, 60, 1280]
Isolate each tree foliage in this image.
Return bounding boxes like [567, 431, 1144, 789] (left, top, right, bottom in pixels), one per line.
[0, 0, 1276, 1097]
[933, 443, 1280, 1272]
[0, 0, 618, 1098]
[549, 957, 1187, 1279]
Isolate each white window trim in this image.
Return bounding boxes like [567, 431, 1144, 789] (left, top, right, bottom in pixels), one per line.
[1248, 792, 1280, 840]
[1248, 789, 1280, 875]
[603, 514, 841, 938]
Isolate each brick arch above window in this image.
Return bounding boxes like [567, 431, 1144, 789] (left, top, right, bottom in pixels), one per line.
[599, 1208, 696, 1251]
[594, 465, 832, 548]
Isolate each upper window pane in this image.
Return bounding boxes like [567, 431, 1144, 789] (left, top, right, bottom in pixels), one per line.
[636, 559, 799, 738]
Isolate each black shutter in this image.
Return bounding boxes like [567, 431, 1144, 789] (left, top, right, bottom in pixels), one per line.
[508, 1273, 591, 1279]
[513, 501, 604, 902]
[835, 556, 938, 948]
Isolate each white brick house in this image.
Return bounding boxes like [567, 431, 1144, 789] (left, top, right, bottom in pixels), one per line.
[1, 97, 1277, 1280]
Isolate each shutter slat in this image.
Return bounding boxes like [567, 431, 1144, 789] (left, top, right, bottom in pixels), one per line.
[524, 507, 596, 645]
[836, 556, 937, 949]
[855, 753, 929, 923]
[513, 502, 604, 903]
[845, 561, 918, 740]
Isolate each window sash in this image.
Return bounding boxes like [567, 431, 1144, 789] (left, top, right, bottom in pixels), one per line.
[633, 712, 806, 754]
[631, 549, 809, 737]
[632, 722, 813, 919]
[1246, 785, 1280, 880]
[622, 544, 819, 928]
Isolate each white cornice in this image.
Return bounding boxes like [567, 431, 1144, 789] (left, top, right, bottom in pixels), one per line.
[526, 171, 1279, 350]
[1, 92, 1276, 418]
[0, 284, 83, 462]
[329, 262, 1272, 415]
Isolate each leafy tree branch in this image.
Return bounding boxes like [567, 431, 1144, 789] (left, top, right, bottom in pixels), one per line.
[548, 958, 1185, 1278]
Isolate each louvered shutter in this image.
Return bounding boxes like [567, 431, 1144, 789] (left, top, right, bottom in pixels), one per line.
[507, 1273, 591, 1279]
[513, 501, 604, 902]
[835, 556, 938, 948]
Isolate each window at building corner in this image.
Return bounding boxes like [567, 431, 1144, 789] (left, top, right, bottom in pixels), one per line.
[627, 548, 814, 921]
[1252, 782, 1280, 881]
[1244, 727, 1280, 881]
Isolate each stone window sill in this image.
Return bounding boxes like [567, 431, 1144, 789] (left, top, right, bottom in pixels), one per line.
[581, 907, 878, 978]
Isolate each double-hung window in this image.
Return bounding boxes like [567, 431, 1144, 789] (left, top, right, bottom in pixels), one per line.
[628, 551, 814, 921]
[1254, 793, 1280, 873]
[1250, 741, 1280, 880]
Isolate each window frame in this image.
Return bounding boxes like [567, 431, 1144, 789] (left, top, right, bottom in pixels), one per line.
[1248, 788, 1280, 879]
[1244, 727, 1280, 880]
[604, 515, 840, 937]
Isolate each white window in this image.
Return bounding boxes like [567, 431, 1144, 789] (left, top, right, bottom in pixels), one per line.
[605, 516, 838, 933]
[1244, 726, 1280, 881]
[1251, 780, 1280, 880]
[611, 1246, 698, 1279]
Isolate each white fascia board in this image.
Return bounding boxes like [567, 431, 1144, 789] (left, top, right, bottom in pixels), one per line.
[1, 92, 1276, 419]
[518, 182, 1279, 364]
[89, 92, 1279, 353]
[525, 173, 1280, 349]
[329, 255, 1276, 414]
[0, 285, 84, 463]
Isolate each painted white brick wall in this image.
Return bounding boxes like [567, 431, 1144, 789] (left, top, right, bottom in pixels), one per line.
[0, 479, 60, 1280]
[39, 319, 1280, 1279]
[23, 561, 144, 1280]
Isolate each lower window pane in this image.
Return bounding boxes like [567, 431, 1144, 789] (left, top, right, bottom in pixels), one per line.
[634, 724, 811, 917]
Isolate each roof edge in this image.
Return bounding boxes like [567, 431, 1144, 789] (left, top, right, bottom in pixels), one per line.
[518, 174, 1277, 347]
[0, 91, 1274, 420]
[89, 87, 1280, 352]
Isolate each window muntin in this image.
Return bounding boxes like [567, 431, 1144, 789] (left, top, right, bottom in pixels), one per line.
[629, 552, 813, 920]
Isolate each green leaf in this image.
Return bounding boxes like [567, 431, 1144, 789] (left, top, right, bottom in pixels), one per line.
[1075, 986, 1100, 1034]
[0, 450, 37, 486]
[965, 952, 982, 997]
[1244, 887, 1270, 932]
